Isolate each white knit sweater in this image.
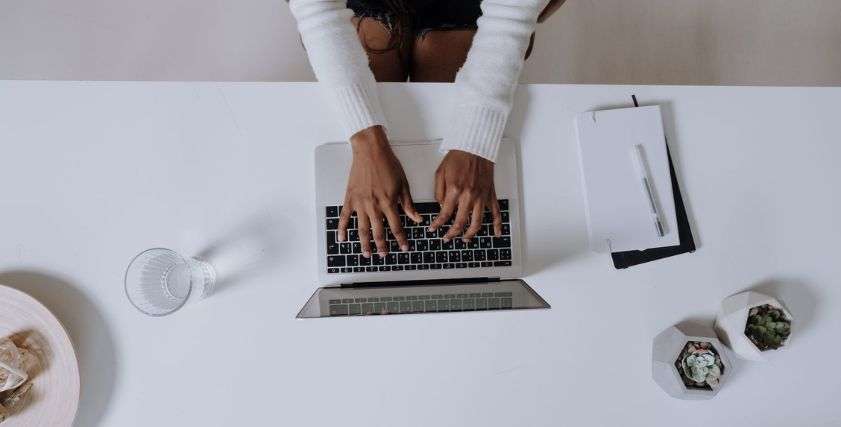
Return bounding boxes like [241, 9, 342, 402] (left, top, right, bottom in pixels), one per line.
[289, 0, 546, 162]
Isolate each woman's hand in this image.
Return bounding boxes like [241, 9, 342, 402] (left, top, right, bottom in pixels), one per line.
[338, 126, 421, 258]
[428, 150, 502, 242]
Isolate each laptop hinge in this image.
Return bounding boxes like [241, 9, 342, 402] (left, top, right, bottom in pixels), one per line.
[340, 277, 500, 288]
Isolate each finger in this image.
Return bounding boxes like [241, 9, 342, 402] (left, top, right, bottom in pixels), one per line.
[400, 185, 422, 224]
[357, 213, 372, 258]
[444, 194, 473, 241]
[489, 196, 503, 237]
[430, 190, 458, 231]
[383, 204, 409, 252]
[368, 208, 388, 256]
[337, 201, 352, 242]
[434, 172, 446, 205]
[463, 201, 484, 241]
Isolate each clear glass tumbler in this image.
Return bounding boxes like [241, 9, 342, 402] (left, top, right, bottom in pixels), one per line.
[124, 248, 216, 316]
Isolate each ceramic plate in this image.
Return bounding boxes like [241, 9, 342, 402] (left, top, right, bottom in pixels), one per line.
[0, 285, 80, 426]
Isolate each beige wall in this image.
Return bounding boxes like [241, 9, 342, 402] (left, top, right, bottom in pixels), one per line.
[1, 0, 839, 85]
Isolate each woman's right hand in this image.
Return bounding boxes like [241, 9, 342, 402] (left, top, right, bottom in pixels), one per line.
[337, 126, 421, 258]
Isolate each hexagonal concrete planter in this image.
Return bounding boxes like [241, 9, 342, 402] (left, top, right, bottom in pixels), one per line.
[651, 324, 734, 400]
[714, 291, 793, 361]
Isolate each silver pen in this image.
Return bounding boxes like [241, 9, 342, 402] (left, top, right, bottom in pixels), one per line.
[630, 144, 665, 237]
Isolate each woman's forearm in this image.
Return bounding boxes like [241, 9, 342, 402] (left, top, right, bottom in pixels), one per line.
[441, 0, 547, 162]
[288, 0, 386, 140]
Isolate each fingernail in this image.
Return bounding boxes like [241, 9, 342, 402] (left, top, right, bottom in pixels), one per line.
[337, 235, 345, 242]
[401, 245, 409, 252]
[428, 226, 436, 232]
[378, 251, 386, 257]
[462, 238, 470, 243]
[363, 251, 371, 258]
[442, 237, 450, 243]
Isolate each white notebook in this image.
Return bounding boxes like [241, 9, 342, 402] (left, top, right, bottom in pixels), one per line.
[574, 106, 679, 253]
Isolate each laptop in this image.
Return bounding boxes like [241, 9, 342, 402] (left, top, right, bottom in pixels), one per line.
[297, 139, 549, 318]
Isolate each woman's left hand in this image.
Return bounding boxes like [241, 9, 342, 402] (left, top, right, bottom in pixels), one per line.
[428, 150, 503, 242]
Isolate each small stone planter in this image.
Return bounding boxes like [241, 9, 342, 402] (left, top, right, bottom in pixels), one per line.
[652, 324, 734, 400]
[714, 291, 793, 361]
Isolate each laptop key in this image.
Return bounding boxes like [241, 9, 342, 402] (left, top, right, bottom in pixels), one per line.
[461, 250, 473, 261]
[467, 240, 479, 249]
[423, 252, 436, 263]
[352, 243, 362, 254]
[494, 261, 512, 267]
[411, 253, 423, 264]
[501, 211, 509, 222]
[487, 249, 499, 260]
[329, 304, 349, 316]
[348, 229, 359, 241]
[501, 224, 510, 235]
[493, 237, 511, 248]
[454, 240, 466, 249]
[442, 240, 454, 250]
[389, 241, 399, 253]
[326, 218, 339, 230]
[474, 250, 486, 261]
[340, 243, 351, 254]
[360, 255, 371, 266]
[327, 255, 346, 267]
[327, 243, 339, 255]
[341, 267, 352, 273]
[499, 249, 512, 260]
[436, 252, 448, 263]
[326, 230, 336, 244]
[392, 265, 404, 271]
[379, 266, 391, 272]
[448, 251, 460, 262]
[468, 262, 480, 268]
[327, 268, 339, 273]
[425, 228, 437, 238]
[481, 262, 493, 267]
[498, 199, 509, 210]
[347, 255, 359, 266]
[413, 228, 425, 239]
[372, 254, 385, 265]
[480, 237, 492, 248]
[349, 304, 362, 315]
[398, 253, 410, 264]
[416, 239, 428, 251]
[326, 206, 339, 218]
[386, 254, 398, 264]
[418, 264, 430, 270]
[353, 267, 364, 272]
[429, 239, 442, 250]
[431, 263, 443, 269]
[405, 265, 417, 270]
[456, 263, 467, 268]
[365, 266, 376, 272]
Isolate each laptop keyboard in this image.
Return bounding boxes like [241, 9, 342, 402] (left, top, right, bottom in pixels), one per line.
[325, 199, 512, 274]
[328, 292, 514, 316]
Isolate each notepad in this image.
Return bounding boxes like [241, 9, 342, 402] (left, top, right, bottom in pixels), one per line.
[574, 106, 679, 253]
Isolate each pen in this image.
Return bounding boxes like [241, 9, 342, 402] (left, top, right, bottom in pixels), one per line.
[630, 144, 665, 237]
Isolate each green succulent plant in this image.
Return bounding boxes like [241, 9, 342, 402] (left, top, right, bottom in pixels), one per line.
[674, 341, 724, 390]
[744, 304, 791, 351]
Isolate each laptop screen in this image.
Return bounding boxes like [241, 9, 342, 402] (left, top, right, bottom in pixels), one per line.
[297, 279, 549, 319]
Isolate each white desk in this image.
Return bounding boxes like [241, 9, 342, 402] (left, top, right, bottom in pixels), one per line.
[1, 82, 840, 427]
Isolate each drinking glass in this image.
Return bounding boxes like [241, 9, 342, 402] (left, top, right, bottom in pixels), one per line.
[124, 248, 216, 316]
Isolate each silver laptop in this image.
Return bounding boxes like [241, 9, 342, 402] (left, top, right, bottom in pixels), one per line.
[297, 139, 549, 318]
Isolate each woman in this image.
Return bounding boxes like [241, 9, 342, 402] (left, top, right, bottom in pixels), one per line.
[289, 0, 561, 259]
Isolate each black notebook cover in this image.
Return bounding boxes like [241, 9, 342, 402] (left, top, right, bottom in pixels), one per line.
[610, 144, 696, 268]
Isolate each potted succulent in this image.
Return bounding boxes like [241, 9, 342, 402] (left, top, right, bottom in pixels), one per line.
[652, 324, 734, 400]
[715, 291, 793, 361]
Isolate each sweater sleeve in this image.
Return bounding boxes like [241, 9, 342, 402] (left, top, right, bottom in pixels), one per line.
[288, 0, 386, 140]
[440, 0, 547, 162]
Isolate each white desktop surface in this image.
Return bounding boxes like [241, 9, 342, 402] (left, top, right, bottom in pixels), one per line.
[1, 82, 840, 427]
